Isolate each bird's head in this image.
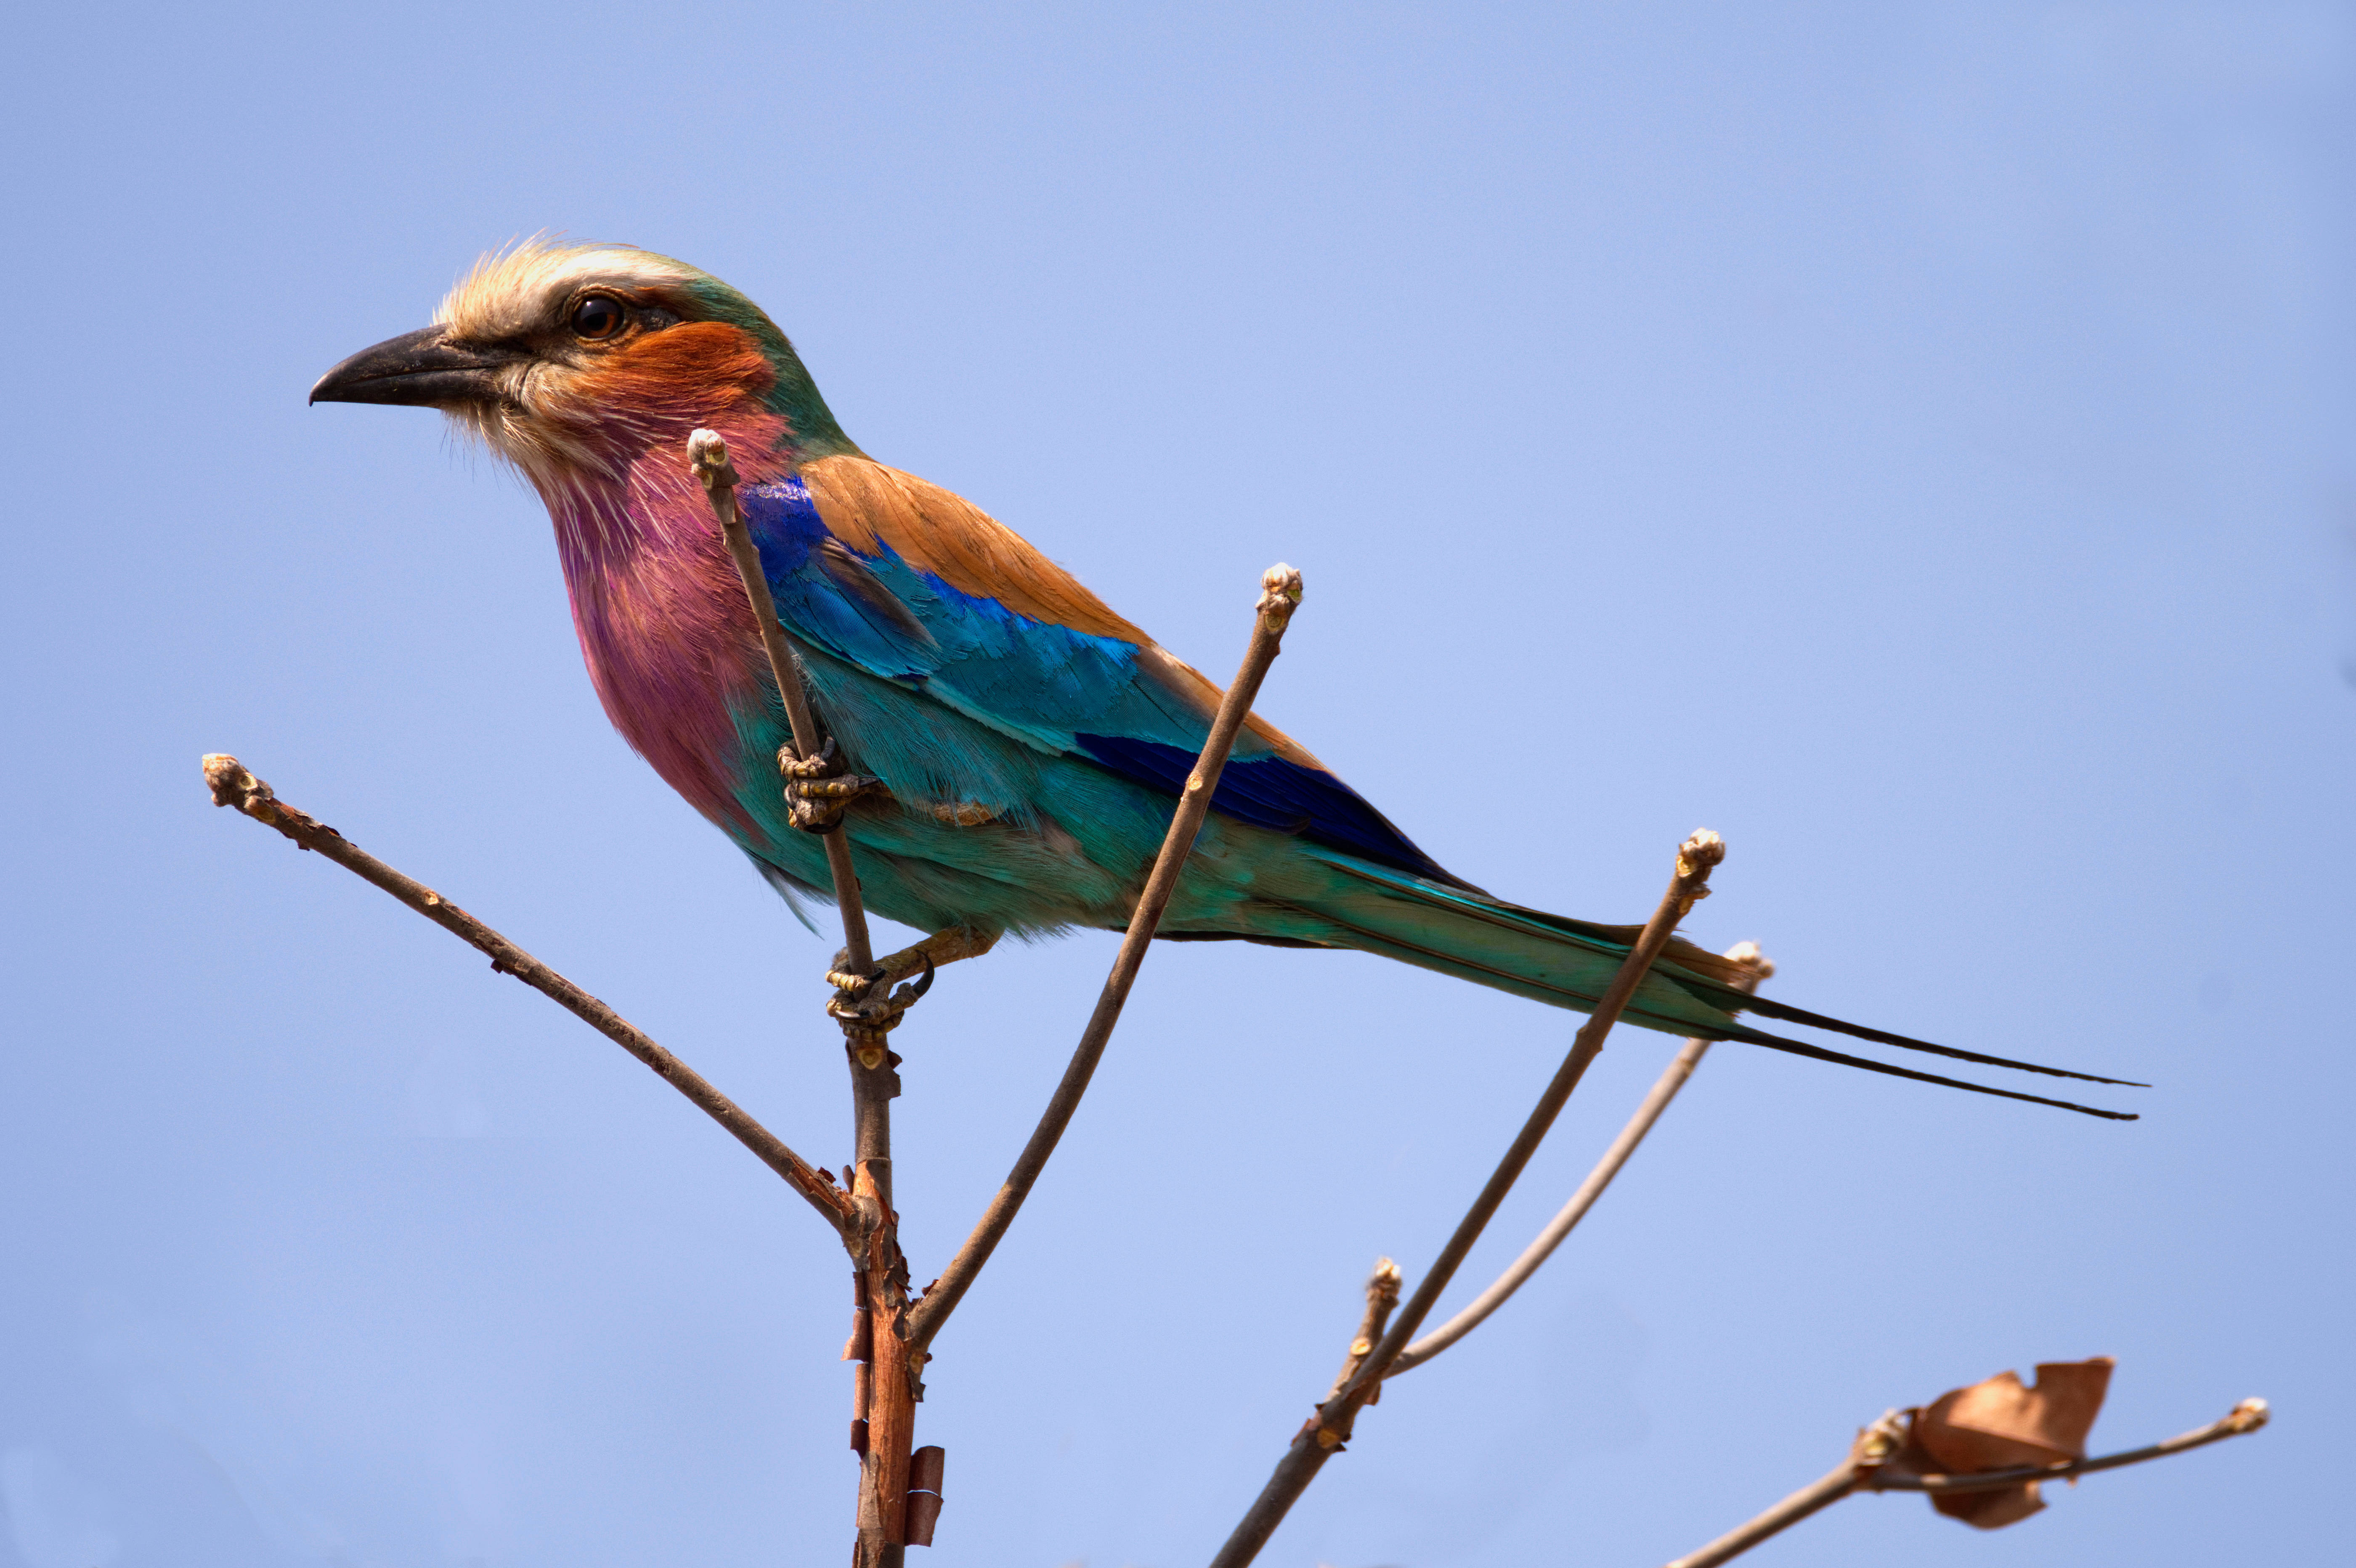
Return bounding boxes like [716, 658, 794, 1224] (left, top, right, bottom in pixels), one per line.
[311, 240, 856, 487]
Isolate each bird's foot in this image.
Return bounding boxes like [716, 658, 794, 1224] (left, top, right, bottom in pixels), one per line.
[877, 925, 1002, 983]
[829, 953, 933, 1067]
[825, 927, 1000, 1068]
[779, 738, 886, 833]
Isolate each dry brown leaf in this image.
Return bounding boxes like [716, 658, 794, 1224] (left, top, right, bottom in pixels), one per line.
[1905, 1357, 2115, 1529]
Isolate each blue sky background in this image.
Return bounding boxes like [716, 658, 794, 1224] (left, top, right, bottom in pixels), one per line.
[3, 3, 2350, 1565]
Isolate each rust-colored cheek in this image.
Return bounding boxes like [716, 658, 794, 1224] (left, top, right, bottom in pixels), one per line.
[573, 321, 777, 424]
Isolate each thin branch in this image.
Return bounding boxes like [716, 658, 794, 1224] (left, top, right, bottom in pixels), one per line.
[1662, 1412, 1902, 1568]
[689, 429, 873, 974]
[1208, 829, 1728, 1568]
[907, 565, 1306, 1353]
[1868, 1397, 2271, 1495]
[1387, 942, 1774, 1377]
[1665, 1399, 2271, 1568]
[1324, 1259, 1404, 1406]
[1287, 1258, 1406, 1459]
[200, 755, 849, 1230]
[1666, 1460, 1862, 1568]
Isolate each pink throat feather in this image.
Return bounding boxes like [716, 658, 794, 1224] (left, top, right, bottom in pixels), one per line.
[531, 407, 797, 837]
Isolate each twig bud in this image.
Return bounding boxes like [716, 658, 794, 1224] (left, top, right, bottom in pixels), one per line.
[1257, 563, 1305, 631]
[687, 428, 740, 491]
[1677, 829, 1727, 879]
[202, 753, 261, 810]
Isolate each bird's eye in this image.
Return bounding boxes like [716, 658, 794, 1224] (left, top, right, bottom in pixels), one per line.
[571, 295, 626, 340]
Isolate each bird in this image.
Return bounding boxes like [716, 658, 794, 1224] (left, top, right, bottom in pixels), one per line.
[311, 239, 2135, 1118]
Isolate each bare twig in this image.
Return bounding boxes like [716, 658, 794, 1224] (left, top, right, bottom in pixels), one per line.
[1387, 942, 1775, 1377]
[199, 755, 849, 1229]
[689, 429, 873, 975]
[1310, 1259, 1403, 1449]
[906, 565, 1307, 1353]
[1665, 1399, 2271, 1568]
[1208, 830, 1728, 1568]
[1664, 1411, 1906, 1568]
[1666, 1461, 1863, 1568]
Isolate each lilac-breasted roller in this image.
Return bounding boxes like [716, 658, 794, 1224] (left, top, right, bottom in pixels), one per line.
[311, 241, 2134, 1118]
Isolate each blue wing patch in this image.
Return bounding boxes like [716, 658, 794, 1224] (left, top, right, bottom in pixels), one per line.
[740, 475, 1462, 886]
[1073, 734, 1464, 886]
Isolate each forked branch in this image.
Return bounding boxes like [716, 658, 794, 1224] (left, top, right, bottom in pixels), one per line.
[200, 755, 849, 1229]
[1386, 942, 1774, 1377]
[1208, 829, 1729, 1568]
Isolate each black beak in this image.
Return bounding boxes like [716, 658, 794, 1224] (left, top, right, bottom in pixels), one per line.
[309, 325, 525, 407]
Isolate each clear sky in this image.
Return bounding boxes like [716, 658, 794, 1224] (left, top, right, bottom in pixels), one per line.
[3, 3, 2349, 1565]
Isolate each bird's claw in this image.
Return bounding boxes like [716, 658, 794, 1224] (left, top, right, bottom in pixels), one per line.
[779, 737, 885, 833]
[828, 951, 936, 1068]
[826, 963, 883, 999]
